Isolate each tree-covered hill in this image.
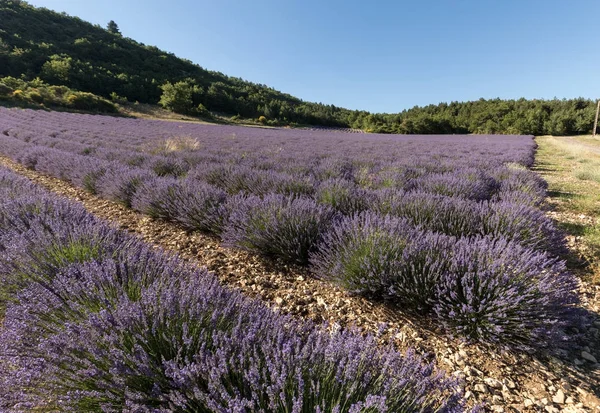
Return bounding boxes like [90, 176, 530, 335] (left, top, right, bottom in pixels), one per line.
[0, 0, 353, 126]
[0, 0, 597, 135]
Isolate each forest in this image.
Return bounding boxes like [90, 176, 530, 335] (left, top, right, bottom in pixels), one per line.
[0, 0, 596, 135]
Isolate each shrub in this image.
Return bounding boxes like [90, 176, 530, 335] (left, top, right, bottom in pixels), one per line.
[313, 157, 355, 181]
[81, 167, 106, 194]
[149, 157, 189, 177]
[410, 169, 498, 201]
[131, 176, 180, 220]
[0, 82, 12, 97]
[196, 103, 211, 117]
[373, 189, 480, 236]
[194, 164, 313, 197]
[96, 166, 154, 207]
[66, 92, 117, 113]
[491, 166, 547, 206]
[434, 237, 579, 345]
[482, 201, 566, 255]
[17, 147, 45, 170]
[26, 90, 43, 103]
[132, 178, 228, 234]
[223, 194, 336, 264]
[311, 212, 411, 295]
[313, 213, 579, 342]
[172, 181, 229, 234]
[109, 91, 128, 103]
[315, 178, 376, 215]
[311, 212, 452, 311]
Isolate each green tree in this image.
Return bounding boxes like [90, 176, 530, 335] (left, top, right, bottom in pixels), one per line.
[107, 20, 121, 35]
[41, 54, 72, 83]
[159, 81, 193, 114]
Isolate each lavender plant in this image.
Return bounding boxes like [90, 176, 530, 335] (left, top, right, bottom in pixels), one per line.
[223, 194, 337, 264]
[311, 212, 453, 311]
[315, 178, 376, 215]
[433, 236, 579, 344]
[96, 165, 154, 207]
[133, 177, 228, 234]
[311, 212, 414, 296]
[313, 212, 579, 340]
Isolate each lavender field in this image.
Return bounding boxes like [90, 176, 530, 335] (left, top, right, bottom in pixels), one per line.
[0, 107, 583, 410]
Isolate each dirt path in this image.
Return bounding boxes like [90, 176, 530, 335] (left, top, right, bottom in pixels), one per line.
[1, 155, 599, 412]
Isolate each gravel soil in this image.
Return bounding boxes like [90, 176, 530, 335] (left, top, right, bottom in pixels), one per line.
[1, 155, 598, 412]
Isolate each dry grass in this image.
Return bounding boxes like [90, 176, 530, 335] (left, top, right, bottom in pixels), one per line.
[535, 135, 600, 284]
[146, 135, 202, 155]
[118, 102, 213, 124]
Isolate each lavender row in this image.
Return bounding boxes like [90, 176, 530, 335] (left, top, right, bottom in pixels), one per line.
[7, 127, 542, 205]
[311, 212, 579, 345]
[0, 134, 561, 257]
[1, 107, 537, 184]
[1, 109, 546, 220]
[0, 166, 467, 412]
[1, 107, 536, 170]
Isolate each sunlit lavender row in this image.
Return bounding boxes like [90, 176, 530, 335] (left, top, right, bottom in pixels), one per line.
[0, 107, 579, 345]
[0, 166, 468, 411]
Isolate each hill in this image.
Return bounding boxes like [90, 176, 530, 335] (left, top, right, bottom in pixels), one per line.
[0, 0, 355, 126]
[0, 0, 597, 134]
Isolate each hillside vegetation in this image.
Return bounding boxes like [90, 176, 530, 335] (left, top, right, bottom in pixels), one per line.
[0, 76, 117, 112]
[0, 0, 597, 134]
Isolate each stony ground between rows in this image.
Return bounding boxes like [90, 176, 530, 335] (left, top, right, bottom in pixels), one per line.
[1, 155, 598, 412]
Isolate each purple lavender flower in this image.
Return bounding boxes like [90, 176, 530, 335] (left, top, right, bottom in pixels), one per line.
[223, 194, 337, 264]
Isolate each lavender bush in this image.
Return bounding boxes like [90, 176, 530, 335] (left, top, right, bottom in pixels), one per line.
[223, 194, 337, 264]
[192, 163, 315, 197]
[434, 237, 579, 344]
[311, 212, 453, 312]
[315, 178, 376, 215]
[373, 189, 480, 236]
[311, 212, 415, 296]
[313, 212, 579, 341]
[409, 168, 498, 201]
[132, 177, 228, 234]
[96, 165, 154, 207]
[149, 156, 189, 177]
[373, 189, 566, 254]
[483, 201, 566, 255]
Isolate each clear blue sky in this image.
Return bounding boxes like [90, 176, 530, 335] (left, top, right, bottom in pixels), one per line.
[26, 0, 600, 113]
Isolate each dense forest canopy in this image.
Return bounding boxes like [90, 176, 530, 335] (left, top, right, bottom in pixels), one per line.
[0, 0, 597, 135]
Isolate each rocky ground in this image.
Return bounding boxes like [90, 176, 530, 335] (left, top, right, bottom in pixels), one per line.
[1, 155, 598, 412]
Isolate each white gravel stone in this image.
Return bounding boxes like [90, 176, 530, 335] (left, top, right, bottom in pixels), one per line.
[552, 389, 565, 404]
[484, 377, 503, 389]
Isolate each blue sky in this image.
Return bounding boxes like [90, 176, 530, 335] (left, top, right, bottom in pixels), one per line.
[27, 0, 600, 113]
